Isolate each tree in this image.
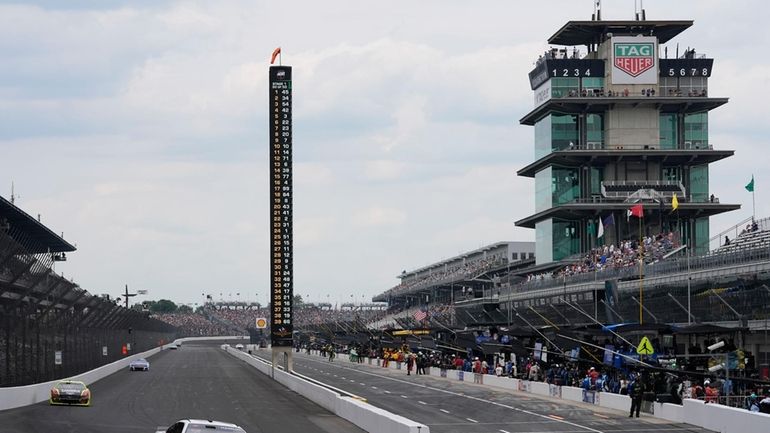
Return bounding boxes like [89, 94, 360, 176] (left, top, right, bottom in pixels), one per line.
[177, 304, 193, 314]
[293, 295, 304, 308]
[149, 299, 178, 313]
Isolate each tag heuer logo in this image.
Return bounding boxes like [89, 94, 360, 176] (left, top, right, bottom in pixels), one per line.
[614, 43, 654, 77]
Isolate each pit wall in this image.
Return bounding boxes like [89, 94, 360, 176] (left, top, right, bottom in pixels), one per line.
[0, 336, 245, 412]
[224, 346, 428, 433]
[308, 351, 770, 433]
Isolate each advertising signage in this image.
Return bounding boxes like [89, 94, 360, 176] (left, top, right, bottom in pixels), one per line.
[611, 36, 658, 84]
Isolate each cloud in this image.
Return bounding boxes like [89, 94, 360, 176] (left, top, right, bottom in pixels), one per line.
[352, 206, 407, 227]
[2, 0, 768, 304]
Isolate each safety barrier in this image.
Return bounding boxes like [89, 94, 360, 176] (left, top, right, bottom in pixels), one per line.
[226, 347, 428, 433]
[309, 353, 770, 433]
[0, 336, 246, 412]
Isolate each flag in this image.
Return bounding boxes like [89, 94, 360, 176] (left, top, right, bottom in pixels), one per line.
[603, 213, 615, 228]
[413, 310, 427, 321]
[598, 217, 605, 238]
[628, 204, 644, 219]
[746, 175, 755, 192]
[270, 47, 281, 64]
[672, 194, 679, 211]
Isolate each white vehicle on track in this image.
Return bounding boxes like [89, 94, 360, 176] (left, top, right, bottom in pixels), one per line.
[156, 419, 247, 433]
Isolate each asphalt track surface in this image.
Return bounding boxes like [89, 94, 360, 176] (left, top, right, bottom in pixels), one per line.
[0, 341, 365, 433]
[276, 350, 714, 433]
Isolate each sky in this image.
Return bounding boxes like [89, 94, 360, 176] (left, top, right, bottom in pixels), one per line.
[2, 0, 769, 307]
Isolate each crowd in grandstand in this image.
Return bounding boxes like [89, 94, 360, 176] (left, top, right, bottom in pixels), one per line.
[153, 304, 388, 334]
[386, 258, 500, 296]
[152, 313, 232, 336]
[526, 232, 678, 282]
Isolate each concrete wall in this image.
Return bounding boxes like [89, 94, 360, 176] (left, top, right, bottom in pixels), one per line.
[606, 106, 660, 149]
[290, 352, 770, 433]
[0, 336, 246, 412]
[0, 346, 163, 411]
[225, 348, 428, 433]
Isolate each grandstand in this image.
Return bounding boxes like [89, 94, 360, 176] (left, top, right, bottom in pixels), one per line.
[361, 15, 770, 386]
[0, 195, 177, 386]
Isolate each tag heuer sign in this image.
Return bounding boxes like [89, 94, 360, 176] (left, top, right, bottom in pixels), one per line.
[615, 43, 654, 76]
[611, 36, 657, 84]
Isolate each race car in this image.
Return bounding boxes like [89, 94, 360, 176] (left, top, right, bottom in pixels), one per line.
[235, 343, 244, 350]
[49, 380, 91, 406]
[129, 358, 150, 371]
[156, 419, 247, 433]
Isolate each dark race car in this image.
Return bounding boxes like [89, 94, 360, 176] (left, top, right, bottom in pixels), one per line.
[49, 380, 91, 406]
[129, 358, 150, 371]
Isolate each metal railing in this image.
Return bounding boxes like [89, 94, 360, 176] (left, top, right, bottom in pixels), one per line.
[567, 142, 715, 151]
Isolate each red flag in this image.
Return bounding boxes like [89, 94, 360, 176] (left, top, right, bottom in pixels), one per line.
[270, 47, 281, 64]
[628, 204, 644, 218]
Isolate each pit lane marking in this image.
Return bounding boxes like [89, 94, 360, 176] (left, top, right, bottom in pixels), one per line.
[294, 356, 603, 433]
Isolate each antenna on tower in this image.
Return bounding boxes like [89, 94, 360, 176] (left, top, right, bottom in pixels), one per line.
[10, 181, 17, 204]
[593, 0, 602, 21]
[635, 0, 647, 21]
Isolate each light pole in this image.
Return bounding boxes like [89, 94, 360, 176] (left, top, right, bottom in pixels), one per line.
[120, 284, 137, 309]
[687, 243, 692, 325]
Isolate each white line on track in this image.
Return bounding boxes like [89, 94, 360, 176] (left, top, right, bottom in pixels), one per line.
[466, 418, 478, 423]
[499, 430, 511, 433]
[360, 383, 366, 386]
[294, 356, 603, 433]
[401, 395, 409, 399]
[440, 409, 450, 414]
[371, 386, 378, 389]
[418, 401, 427, 405]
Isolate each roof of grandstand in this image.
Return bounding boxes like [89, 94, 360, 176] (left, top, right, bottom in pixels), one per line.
[0, 194, 76, 253]
[398, 241, 532, 278]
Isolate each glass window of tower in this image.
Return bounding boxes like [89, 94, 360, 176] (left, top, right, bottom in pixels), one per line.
[684, 112, 708, 147]
[551, 114, 578, 151]
[689, 164, 709, 202]
[535, 167, 552, 212]
[582, 77, 604, 93]
[590, 167, 603, 196]
[695, 217, 709, 255]
[535, 219, 554, 264]
[659, 113, 678, 149]
[534, 116, 552, 159]
[663, 166, 682, 183]
[552, 167, 580, 206]
[680, 76, 708, 96]
[660, 77, 678, 95]
[586, 113, 604, 147]
[552, 219, 580, 261]
[551, 77, 579, 98]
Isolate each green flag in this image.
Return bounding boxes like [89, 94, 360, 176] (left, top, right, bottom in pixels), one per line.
[587, 220, 595, 236]
[746, 175, 755, 192]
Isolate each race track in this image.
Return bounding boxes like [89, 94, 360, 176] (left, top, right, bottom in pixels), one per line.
[0, 342, 365, 433]
[278, 350, 713, 433]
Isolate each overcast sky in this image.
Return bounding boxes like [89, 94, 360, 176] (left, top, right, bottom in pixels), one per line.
[2, 0, 768, 307]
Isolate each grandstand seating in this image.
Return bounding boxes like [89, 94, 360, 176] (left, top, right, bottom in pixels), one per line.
[711, 224, 770, 256]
